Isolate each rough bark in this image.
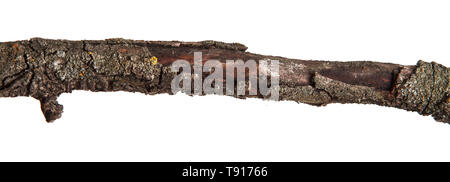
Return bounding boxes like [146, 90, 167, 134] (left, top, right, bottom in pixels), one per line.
[0, 38, 448, 123]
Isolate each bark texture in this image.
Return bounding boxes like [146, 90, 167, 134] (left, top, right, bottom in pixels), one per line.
[0, 38, 448, 123]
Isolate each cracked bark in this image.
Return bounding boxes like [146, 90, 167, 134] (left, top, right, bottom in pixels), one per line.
[0, 38, 448, 123]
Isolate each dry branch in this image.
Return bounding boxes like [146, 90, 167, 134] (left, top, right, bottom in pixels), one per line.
[0, 38, 448, 123]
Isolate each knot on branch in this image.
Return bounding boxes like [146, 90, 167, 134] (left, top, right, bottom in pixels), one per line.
[394, 60, 449, 123]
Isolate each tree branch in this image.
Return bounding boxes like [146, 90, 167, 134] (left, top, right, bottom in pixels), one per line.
[0, 38, 448, 123]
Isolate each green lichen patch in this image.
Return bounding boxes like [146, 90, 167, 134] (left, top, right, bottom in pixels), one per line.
[395, 61, 449, 123]
[279, 85, 331, 105]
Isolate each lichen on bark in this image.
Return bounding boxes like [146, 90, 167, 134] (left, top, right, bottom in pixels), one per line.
[394, 61, 449, 122]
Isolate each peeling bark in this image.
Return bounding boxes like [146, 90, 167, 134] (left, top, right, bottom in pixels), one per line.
[0, 38, 448, 123]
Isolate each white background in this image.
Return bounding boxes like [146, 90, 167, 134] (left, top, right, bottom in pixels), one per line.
[0, 0, 449, 161]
